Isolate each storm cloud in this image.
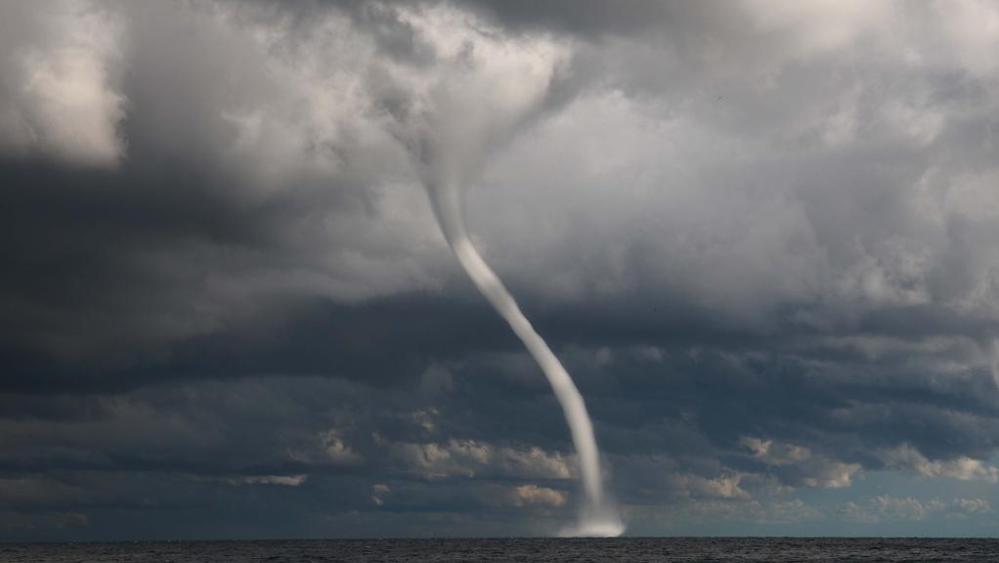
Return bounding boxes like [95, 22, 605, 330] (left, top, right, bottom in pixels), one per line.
[3, 0, 999, 539]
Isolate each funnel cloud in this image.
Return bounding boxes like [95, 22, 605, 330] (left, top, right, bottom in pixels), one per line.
[395, 16, 622, 533]
[427, 178, 622, 536]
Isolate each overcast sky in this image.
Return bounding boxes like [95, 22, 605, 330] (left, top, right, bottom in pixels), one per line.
[3, 0, 999, 540]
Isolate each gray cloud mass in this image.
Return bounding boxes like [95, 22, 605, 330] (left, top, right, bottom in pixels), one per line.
[2, 0, 999, 539]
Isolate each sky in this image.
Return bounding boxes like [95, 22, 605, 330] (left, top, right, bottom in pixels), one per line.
[2, 0, 999, 540]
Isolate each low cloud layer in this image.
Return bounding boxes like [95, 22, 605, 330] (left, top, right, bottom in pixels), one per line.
[3, 0, 999, 539]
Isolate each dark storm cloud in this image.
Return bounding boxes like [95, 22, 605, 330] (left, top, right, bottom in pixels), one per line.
[0, 0, 455, 370]
[3, 0, 999, 539]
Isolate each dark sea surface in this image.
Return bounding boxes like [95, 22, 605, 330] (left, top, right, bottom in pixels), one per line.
[3, 538, 998, 562]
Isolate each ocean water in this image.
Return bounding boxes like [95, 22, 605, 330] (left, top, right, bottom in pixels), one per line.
[2, 538, 997, 562]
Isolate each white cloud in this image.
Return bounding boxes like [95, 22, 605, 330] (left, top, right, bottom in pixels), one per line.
[320, 430, 363, 465]
[881, 444, 999, 483]
[0, 0, 125, 166]
[229, 474, 308, 487]
[953, 497, 992, 514]
[390, 438, 572, 480]
[741, 0, 894, 56]
[740, 436, 861, 489]
[934, 0, 999, 76]
[670, 473, 750, 500]
[370, 483, 391, 506]
[843, 496, 935, 523]
[507, 484, 568, 508]
[740, 437, 811, 465]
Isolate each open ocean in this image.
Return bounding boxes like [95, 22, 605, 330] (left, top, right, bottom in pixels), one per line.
[2, 538, 998, 562]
